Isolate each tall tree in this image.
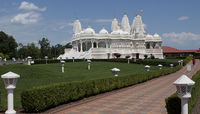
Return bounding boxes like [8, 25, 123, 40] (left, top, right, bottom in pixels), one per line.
[27, 42, 40, 59]
[0, 31, 18, 58]
[38, 38, 51, 58]
[17, 43, 27, 59]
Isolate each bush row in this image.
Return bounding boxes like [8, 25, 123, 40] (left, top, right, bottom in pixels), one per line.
[165, 70, 200, 114]
[135, 59, 179, 67]
[21, 65, 182, 112]
[165, 56, 187, 59]
[183, 56, 192, 66]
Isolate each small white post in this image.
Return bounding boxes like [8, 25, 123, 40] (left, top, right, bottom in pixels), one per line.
[158, 64, 162, 70]
[181, 60, 183, 66]
[178, 61, 181, 65]
[1, 71, 20, 114]
[45, 56, 48, 64]
[170, 64, 173, 68]
[111, 68, 120, 76]
[72, 57, 75, 62]
[128, 58, 130, 64]
[87, 60, 91, 70]
[27, 56, 32, 65]
[145, 65, 150, 72]
[174, 75, 195, 114]
[61, 61, 65, 73]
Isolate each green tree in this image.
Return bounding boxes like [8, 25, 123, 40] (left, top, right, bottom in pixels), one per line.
[17, 43, 28, 59]
[27, 42, 40, 59]
[38, 38, 51, 58]
[0, 31, 18, 58]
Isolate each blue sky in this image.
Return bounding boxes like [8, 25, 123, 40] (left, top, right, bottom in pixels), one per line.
[0, 0, 199, 50]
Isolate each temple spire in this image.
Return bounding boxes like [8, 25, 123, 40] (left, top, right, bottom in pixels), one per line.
[124, 8, 126, 15]
[114, 14, 116, 18]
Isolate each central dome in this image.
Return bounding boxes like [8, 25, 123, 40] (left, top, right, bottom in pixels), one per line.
[99, 26, 108, 34]
[84, 24, 95, 34]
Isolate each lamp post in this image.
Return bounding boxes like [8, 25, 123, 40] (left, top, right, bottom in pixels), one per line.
[173, 75, 195, 114]
[181, 60, 183, 66]
[60, 57, 62, 62]
[145, 65, 150, 72]
[1, 71, 20, 114]
[72, 57, 75, 62]
[178, 61, 181, 65]
[87, 59, 91, 70]
[27, 56, 32, 65]
[45, 56, 48, 64]
[127, 58, 130, 64]
[158, 64, 162, 70]
[170, 64, 173, 68]
[61, 61, 65, 73]
[111, 68, 120, 76]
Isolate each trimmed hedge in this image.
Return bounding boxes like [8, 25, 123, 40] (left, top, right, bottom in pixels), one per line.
[21, 65, 182, 112]
[165, 56, 187, 59]
[165, 70, 200, 114]
[135, 59, 179, 67]
[183, 56, 192, 66]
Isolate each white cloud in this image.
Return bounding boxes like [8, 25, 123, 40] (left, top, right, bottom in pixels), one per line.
[162, 32, 200, 45]
[95, 19, 112, 23]
[0, 9, 9, 13]
[178, 16, 189, 21]
[11, 12, 41, 24]
[19, 1, 46, 11]
[60, 26, 65, 30]
[67, 23, 74, 26]
[143, 23, 147, 29]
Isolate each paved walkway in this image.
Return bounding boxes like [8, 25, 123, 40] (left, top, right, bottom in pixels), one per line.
[51, 60, 200, 114]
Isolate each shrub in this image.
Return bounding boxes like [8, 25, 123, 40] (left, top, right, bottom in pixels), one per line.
[165, 70, 200, 114]
[21, 65, 182, 113]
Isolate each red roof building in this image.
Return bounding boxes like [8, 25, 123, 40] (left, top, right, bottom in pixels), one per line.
[156, 46, 200, 57]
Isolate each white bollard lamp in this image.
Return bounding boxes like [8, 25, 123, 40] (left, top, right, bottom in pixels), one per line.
[72, 57, 75, 62]
[127, 58, 131, 64]
[1, 71, 20, 114]
[158, 64, 162, 70]
[181, 60, 183, 66]
[173, 75, 195, 114]
[145, 65, 150, 72]
[27, 56, 32, 65]
[111, 68, 120, 76]
[60, 61, 65, 73]
[87, 59, 91, 70]
[170, 64, 174, 68]
[45, 56, 48, 64]
[178, 61, 181, 65]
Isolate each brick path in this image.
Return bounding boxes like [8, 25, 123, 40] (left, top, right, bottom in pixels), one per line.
[51, 60, 200, 114]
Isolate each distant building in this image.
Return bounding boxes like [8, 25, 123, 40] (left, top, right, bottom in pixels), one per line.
[158, 46, 200, 57]
[58, 11, 163, 59]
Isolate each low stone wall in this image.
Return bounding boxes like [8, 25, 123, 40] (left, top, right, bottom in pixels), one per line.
[0, 61, 28, 65]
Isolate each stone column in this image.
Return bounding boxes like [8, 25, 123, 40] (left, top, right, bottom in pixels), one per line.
[150, 42, 153, 49]
[158, 42, 162, 49]
[80, 40, 83, 52]
[91, 39, 94, 48]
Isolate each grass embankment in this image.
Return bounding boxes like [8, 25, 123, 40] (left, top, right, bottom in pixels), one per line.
[0, 61, 169, 109]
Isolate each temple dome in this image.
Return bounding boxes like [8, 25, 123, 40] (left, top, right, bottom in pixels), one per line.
[84, 24, 95, 34]
[146, 33, 152, 38]
[153, 33, 160, 38]
[111, 25, 123, 35]
[99, 26, 108, 34]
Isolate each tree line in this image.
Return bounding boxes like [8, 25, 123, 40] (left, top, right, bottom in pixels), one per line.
[0, 31, 72, 60]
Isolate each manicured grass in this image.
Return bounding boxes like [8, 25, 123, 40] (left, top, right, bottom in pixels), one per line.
[0, 61, 169, 110]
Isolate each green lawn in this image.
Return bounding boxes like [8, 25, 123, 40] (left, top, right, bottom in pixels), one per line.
[0, 61, 169, 109]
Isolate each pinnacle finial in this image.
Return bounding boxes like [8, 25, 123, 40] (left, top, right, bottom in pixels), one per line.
[124, 8, 126, 15]
[114, 14, 116, 18]
[137, 12, 139, 15]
